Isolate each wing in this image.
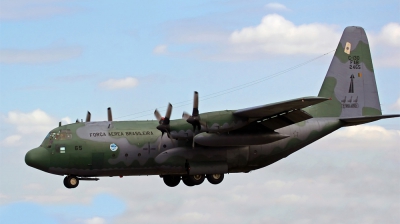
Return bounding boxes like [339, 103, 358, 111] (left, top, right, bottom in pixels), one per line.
[234, 96, 330, 130]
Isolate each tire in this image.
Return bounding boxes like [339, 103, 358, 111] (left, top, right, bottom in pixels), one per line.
[163, 175, 181, 187]
[63, 176, 71, 189]
[206, 173, 224, 185]
[182, 176, 195, 187]
[64, 175, 79, 188]
[188, 174, 205, 185]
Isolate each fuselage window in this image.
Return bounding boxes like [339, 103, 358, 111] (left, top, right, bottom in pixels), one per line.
[60, 147, 66, 153]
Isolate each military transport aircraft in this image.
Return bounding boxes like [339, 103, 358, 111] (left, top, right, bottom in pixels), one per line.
[25, 26, 399, 188]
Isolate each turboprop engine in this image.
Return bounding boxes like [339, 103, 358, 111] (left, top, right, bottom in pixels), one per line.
[193, 132, 289, 147]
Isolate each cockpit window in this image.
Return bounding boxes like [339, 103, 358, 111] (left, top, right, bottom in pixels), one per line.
[54, 129, 73, 140]
[41, 129, 73, 148]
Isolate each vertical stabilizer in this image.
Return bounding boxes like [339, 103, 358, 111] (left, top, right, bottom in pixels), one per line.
[310, 26, 382, 118]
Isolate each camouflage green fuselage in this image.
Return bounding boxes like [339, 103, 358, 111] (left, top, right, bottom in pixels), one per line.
[33, 110, 342, 177]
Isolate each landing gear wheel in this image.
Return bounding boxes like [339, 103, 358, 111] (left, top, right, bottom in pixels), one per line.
[189, 174, 205, 185]
[182, 176, 195, 187]
[206, 173, 224, 185]
[182, 174, 205, 186]
[63, 176, 70, 188]
[63, 175, 79, 189]
[163, 175, 181, 187]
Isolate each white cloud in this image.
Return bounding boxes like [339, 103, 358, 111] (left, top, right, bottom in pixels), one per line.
[153, 44, 168, 54]
[369, 22, 400, 68]
[327, 125, 400, 150]
[81, 217, 106, 224]
[99, 77, 139, 90]
[230, 14, 340, 55]
[377, 23, 400, 47]
[24, 183, 44, 191]
[265, 3, 289, 11]
[275, 194, 307, 204]
[0, 0, 76, 21]
[175, 212, 210, 222]
[0, 46, 82, 64]
[61, 117, 72, 125]
[0, 193, 8, 200]
[2, 135, 22, 146]
[5, 109, 57, 134]
[390, 97, 400, 111]
[1, 109, 71, 147]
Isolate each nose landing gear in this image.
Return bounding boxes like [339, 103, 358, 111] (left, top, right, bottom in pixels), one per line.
[63, 176, 99, 188]
[63, 175, 79, 188]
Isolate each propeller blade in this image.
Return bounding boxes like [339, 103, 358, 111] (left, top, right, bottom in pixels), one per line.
[165, 103, 172, 120]
[154, 109, 162, 122]
[182, 112, 190, 120]
[192, 91, 199, 116]
[200, 120, 207, 128]
[107, 107, 113, 121]
[158, 132, 165, 151]
[86, 111, 91, 122]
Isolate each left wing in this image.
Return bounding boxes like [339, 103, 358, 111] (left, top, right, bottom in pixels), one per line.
[233, 96, 329, 130]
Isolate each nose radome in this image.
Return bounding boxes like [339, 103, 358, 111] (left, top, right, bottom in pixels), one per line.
[25, 147, 50, 171]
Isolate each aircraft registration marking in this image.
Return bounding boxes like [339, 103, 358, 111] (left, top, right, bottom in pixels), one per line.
[348, 55, 361, 69]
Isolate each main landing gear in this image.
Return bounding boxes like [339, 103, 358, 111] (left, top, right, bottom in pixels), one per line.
[162, 173, 224, 187]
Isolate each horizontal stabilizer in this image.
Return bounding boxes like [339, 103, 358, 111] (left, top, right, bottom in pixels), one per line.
[234, 96, 330, 118]
[340, 114, 400, 126]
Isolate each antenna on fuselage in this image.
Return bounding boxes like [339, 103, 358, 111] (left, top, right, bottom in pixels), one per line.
[86, 111, 91, 122]
[107, 107, 113, 121]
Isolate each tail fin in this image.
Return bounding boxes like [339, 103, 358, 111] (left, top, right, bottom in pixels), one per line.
[311, 26, 382, 118]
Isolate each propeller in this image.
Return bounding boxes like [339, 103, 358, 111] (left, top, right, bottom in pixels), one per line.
[86, 111, 91, 122]
[183, 91, 206, 132]
[182, 91, 207, 148]
[154, 103, 173, 150]
[107, 107, 113, 121]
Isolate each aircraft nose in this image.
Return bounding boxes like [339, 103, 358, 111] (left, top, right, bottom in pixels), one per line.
[25, 147, 50, 171]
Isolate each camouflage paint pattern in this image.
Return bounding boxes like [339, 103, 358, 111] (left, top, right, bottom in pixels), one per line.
[25, 26, 399, 184]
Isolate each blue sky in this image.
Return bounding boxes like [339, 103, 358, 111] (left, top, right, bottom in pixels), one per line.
[0, 1, 399, 224]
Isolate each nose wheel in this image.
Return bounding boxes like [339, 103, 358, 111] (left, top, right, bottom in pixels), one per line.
[63, 175, 79, 188]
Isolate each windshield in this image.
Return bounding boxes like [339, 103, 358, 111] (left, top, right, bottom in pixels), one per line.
[41, 129, 73, 148]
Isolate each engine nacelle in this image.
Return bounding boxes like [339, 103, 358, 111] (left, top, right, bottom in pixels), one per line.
[194, 132, 289, 147]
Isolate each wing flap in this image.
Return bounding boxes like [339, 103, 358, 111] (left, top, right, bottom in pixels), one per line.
[233, 96, 330, 118]
[260, 109, 312, 130]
